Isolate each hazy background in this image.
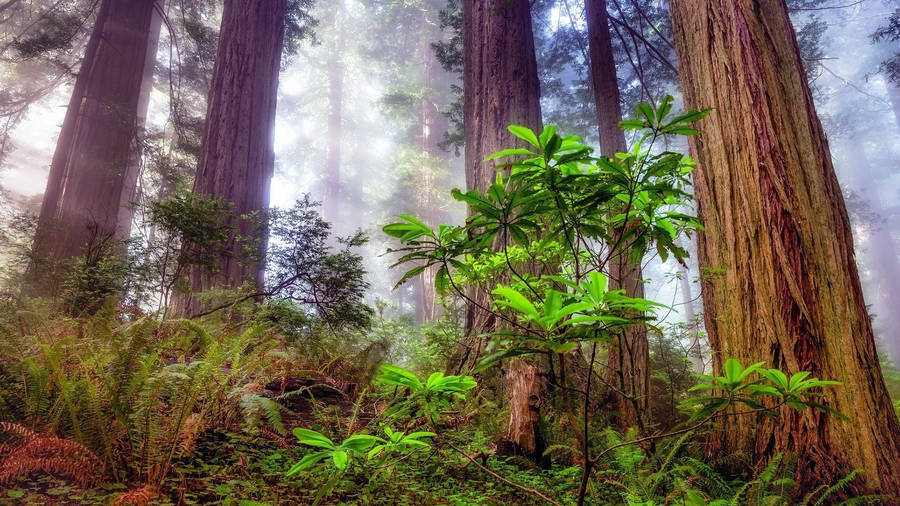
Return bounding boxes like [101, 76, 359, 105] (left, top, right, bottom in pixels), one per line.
[0, 0, 897, 355]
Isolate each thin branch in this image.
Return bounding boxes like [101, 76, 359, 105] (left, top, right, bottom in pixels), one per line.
[791, 0, 865, 11]
[607, 10, 677, 74]
[442, 438, 562, 506]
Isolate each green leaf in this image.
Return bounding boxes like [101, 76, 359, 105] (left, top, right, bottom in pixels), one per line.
[508, 125, 540, 148]
[484, 148, 538, 161]
[376, 365, 424, 391]
[539, 125, 557, 147]
[341, 434, 381, 453]
[492, 286, 539, 319]
[332, 450, 349, 470]
[293, 428, 336, 450]
[434, 265, 449, 295]
[425, 371, 445, 389]
[788, 371, 811, 391]
[760, 369, 789, 390]
[403, 431, 436, 441]
[723, 358, 743, 384]
[393, 265, 427, 289]
[286, 451, 329, 475]
[367, 444, 387, 459]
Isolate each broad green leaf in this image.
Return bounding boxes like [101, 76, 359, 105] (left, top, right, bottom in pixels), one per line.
[723, 358, 743, 384]
[293, 428, 335, 450]
[286, 451, 329, 475]
[760, 369, 789, 390]
[484, 148, 537, 161]
[377, 365, 424, 391]
[508, 125, 540, 148]
[539, 125, 557, 147]
[492, 286, 539, 319]
[341, 434, 381, 453]
[332, 450, 349, 470]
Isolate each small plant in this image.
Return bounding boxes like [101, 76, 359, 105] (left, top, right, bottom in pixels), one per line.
[376, 365, 476, 423]
[287, 428, 381, 474]
[286, 424, 435, 505]
[686, 358, 844, 420]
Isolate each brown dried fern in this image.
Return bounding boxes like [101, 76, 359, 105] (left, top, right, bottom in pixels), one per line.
[112, 486, 157, 506]
[0, 422, 103, 488]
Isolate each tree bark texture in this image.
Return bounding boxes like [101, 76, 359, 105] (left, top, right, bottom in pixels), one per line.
[458, 0, 544, 459]
[586, 0, 649, 430]
[497, 358, 546, 462]
[460, 0, 542, 341]
[29, 0, 162, 293]
[171, 0, 286, 316]
[670, 0, 900, 495]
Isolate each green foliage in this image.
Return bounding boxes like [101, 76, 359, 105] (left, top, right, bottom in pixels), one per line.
[383, 101, 850, 505]
[376, 365, 476, 423]
[287, 425, 434, 474]
[0, 305, 295, 488]
[685, 358, 844, 420]
[265, 196, 373, 330]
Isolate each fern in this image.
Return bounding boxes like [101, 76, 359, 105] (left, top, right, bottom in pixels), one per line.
[0, 422, 103, 487]
[804, 469, 861, 506]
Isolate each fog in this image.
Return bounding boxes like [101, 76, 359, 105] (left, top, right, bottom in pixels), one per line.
[0, 0, 897, 355]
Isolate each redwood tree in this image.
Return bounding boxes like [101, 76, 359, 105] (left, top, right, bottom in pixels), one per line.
[322, 5, 344, 227]
[461, 0, 543, 459]
[171, 0, 286, 316]
[670, 0, 900, 495]
[28, 0, 162, 292]
[461, 0, 542, 336]
[585, 0, 649, 430]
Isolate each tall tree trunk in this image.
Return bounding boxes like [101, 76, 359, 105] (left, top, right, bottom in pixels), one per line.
[460, 0, 542, 339]
[677, 249, 704, 373]
[586, 0, 649, 431]
[171, 0, 286, 316]
[28, 0, 162, 295]
[415, 6, 450, 325]
[323, 6, 344, 229]
[458, 0, 544, 461]
[670, 0, 900, 495]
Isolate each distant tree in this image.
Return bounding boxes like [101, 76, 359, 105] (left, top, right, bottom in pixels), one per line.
[369, 0, 457, 324]
[323, 4, 344, 227]
[671, 0, 900, 496]
[171, 0, 315, 315]
[27, 0, 163, 295]
[0, 0, 96, 166]
[585, 0, 648, 430]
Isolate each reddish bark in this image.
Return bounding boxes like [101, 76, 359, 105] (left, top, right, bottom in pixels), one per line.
[171, 0, 286, 316]
[458, 0, 544, 459]
[29, 0, 162, 293]
[671, 0, 900, 495]
[460, 0, 542, 341]
[497, 358, 546, 462]
[586, 0, 649, 430]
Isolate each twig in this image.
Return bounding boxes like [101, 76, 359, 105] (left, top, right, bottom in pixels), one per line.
[442, 438, 562, 506]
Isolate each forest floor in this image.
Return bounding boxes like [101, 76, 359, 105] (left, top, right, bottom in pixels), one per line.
[1, 372, 576, 506]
